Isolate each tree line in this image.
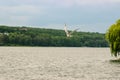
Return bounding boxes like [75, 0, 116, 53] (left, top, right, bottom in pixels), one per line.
[0, 25, 109, 47]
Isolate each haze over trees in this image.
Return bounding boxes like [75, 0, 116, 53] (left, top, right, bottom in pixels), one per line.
[0, 25, 108, 47]
[106, 19, 120, 57]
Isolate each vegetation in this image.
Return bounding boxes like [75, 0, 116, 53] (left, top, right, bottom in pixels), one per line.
[110, 59, 120, 63]
[106, 19, 120, 57]
[0, 25, 108, 47]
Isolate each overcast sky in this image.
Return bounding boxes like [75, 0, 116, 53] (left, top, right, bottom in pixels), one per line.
[0, 0, 120, 33]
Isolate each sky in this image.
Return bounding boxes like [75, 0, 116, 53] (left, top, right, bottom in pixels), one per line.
[0, 0, 120, 33]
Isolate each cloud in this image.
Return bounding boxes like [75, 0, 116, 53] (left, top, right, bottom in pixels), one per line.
[32, 0, 120, 7]
[0, 5, 44, 15]
[0, 5, 45, 25]
[75, 0, 120, 5]
[1, 0, 120, 7]
[58, 0, 120, 7]
[0, 0, 120, 33]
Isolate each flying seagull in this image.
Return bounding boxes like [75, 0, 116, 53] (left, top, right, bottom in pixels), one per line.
[64, 24, 79, 37]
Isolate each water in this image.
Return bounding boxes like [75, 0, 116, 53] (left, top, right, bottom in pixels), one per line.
[0, 47, 120, 80]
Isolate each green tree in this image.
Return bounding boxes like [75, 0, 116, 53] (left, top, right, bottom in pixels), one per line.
[0, 34, 4, 45]
[0, 25, 108, 47]
[106, 19, 120, 57]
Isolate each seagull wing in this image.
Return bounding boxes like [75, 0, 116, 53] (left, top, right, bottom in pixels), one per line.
[70, 28, 79, 35]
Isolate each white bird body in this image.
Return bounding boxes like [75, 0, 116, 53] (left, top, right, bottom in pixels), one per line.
[64, 24, 79, 37]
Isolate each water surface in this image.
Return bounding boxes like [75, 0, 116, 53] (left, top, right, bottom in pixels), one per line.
[0, 47, 120, 80]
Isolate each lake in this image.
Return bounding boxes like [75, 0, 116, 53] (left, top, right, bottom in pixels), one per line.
[0, 47, 120, 80]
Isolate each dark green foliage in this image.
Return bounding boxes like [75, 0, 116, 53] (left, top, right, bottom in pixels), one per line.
[106, 19, 120, 57]
[0, 25, 108, 47]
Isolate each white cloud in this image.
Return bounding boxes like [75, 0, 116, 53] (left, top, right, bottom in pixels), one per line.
[0, 0, 119, 33]
[0, 5, 46, 26]
[29, 0, 120, 7]
[1, 0, 120, 7]
[55, 0, 120, 7]
[76, 0, 120, 5]
[0, 5, 44, 16]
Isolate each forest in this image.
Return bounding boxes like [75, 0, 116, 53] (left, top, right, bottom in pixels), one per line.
[0, 25, 109, 47]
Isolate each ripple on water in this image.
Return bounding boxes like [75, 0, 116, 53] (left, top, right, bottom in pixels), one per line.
[0, 47, 119, 80]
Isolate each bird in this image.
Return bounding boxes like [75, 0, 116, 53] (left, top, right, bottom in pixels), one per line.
[64, 24, 79, 37]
